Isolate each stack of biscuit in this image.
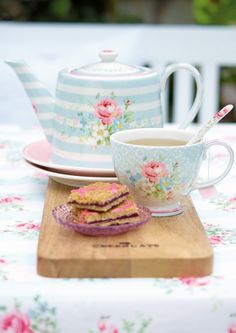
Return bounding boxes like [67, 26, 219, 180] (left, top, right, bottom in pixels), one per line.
[67, 182, 140, 226]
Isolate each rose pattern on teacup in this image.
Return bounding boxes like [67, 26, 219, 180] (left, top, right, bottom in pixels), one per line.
[126, 158, 184, 202]
[111, 127, 234, 215]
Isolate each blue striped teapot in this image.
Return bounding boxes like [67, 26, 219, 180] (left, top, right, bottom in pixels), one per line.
[6, 50, 202, 170]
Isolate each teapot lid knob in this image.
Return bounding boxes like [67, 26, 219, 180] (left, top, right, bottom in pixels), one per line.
[99, 50, 118, 62]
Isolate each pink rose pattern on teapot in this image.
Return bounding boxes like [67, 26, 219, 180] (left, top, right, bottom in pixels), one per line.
[54, 90, 159, 155]
[95, 97, 122, 125]
[87, 92, 137, 147]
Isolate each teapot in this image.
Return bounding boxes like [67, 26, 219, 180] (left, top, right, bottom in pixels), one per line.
[5, 50, 202, 170]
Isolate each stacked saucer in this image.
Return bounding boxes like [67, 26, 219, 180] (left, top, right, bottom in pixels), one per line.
[22, 139, 117, 187]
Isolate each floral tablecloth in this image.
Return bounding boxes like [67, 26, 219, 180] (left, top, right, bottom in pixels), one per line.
[0, 124, 236, 333]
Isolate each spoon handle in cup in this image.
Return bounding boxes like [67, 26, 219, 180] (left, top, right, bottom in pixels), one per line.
[187, 104, 233, 145]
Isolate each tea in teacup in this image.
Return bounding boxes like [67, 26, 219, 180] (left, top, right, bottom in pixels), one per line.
[125, 138, 187, 147]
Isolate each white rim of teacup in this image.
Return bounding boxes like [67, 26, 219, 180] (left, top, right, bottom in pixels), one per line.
[110, 128, 202, 148]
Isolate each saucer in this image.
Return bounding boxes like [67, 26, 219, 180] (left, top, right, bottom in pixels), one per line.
[22, 139, 116, 177]
[52, 204, 151, 236]
[25, 160, 118, 187]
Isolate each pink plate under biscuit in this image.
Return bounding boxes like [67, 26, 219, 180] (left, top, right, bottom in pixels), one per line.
[52, 204, 151, 236]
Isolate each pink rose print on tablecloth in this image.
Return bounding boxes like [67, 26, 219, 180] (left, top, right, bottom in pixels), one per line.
[228, 322, 236, 333]
[0, 259, 7, 265]
[16, 222, 40, 231]
[0, 296, 57, 332]
[209, 235, 223, 245]
[0, 311, 33, 333]
[98, 321, 106, 331]
[0, 196, 22, 204]
[97, 321, 119, 333]
[230, 196, 236, 203]
[210, 193, 236, 213]
[142, 161, 168, 183]
[93, 316, 151, 333]
[95, 98, 122, 125]
[109, 326, 119, 333]
[0, 196, 24, 211]
[0, 258, 8, 280]
[179, 277, 209, 287]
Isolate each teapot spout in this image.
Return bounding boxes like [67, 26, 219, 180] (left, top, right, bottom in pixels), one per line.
[5, 60, 54, 143]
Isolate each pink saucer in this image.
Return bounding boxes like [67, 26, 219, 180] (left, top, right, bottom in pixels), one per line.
[22, 139, 116, 177]
[52, 204, 151, 236]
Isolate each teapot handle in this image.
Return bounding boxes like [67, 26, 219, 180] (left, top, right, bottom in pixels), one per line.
[160, 63, 202, 129]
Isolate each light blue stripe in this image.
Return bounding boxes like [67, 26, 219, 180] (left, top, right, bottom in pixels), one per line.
[8, 62, 25, 68]
[52, 123, 82, 137]
[52, 136, 111, 154]
[132, 108, 161, 120]
[37, 118, 53, 143]
[29, 101, 54, 115]
[18, 73, 39, 82]
[51, 153, 113, 169]
[31, 103, 53, 113]
[37, 128, 53, 144]
[53, 105, 161, 119]
[38, 118, 53, 128]
[45, 134, 53, 144]
[60, 72, 159, 88]
[51, 110, 162, 151]
[56, 90, 160, 104]
[27, 89, 52, 98]
[54, 104, 89, 116]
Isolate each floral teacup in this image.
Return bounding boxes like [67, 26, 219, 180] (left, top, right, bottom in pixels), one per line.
[110, 128, 234, 216]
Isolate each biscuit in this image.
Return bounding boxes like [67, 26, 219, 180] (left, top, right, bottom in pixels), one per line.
[68, 182, 130, 212]
[71, 197, 140, 226]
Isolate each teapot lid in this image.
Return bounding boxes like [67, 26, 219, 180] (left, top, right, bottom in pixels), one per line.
[67, 50, 154, 79]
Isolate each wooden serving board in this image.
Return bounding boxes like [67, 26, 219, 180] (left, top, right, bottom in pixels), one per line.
[37, 179, 213, 278]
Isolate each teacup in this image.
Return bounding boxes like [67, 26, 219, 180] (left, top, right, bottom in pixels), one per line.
[110, 128, 234, 216]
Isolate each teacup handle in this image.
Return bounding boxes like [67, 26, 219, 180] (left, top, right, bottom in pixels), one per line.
[161, 63, 202, 129]
[191, 140, 234, 191]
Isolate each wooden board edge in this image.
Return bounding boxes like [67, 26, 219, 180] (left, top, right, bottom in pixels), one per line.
[37, 254, 213, 278]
